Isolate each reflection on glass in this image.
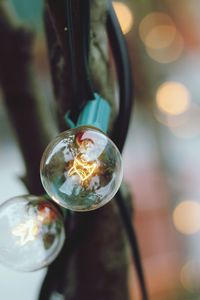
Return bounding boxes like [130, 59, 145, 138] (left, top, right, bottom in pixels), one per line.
[0, 195, 65, 272]
[40, 127, 123, 211]
[12, 219, 40, 246]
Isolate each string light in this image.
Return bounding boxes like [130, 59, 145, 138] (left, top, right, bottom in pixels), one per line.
[67, 155, 98, 182]
[0, 195, 65, 272]
[40, 126, 123, 212]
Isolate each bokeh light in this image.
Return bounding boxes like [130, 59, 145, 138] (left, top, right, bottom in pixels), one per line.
[168, 103, 200, 139]
[112, 1, 133, 34]
[180, 260, 200, 292]
[139, 12, 174, 43]
[155, 100, 200, 139]
[139, 12, 184, 63]
[156, 82, 190, 116]
[144, 25, 176, 49]
[173, 200, 200, 235]
[146, 32, 184, 64]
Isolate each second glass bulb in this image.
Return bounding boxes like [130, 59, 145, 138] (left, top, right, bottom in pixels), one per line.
[0, 195, 65, 272]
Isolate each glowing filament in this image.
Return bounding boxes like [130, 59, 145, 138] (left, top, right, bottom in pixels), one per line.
[12, 219, 40, 246]
[68, 156, 97, 181]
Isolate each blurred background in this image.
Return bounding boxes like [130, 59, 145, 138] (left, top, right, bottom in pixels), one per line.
[0, 0, 200, 299]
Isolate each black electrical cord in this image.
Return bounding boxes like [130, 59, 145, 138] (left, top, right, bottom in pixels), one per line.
[107, 4, 149, 300]
[38, 211, 71, 300]
[66, 0, 94, 120]
[80, 0, 95, 100]
[40, 1, 149, 300]
[39, 3, 95, 299]
[107, 5, 133, 152]
[116, 191, 149, 300]
[65, 0, 80, 118]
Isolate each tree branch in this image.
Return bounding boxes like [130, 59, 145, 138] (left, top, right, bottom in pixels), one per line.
[0, 1, 54, 194]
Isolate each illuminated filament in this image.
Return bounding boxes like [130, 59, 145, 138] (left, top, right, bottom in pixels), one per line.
[12, 219, 40, 246]
[68, 156, 97, 181]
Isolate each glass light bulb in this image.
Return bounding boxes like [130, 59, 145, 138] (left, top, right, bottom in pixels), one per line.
[40, 126, 123, 211]
[0, 195, 65, 272]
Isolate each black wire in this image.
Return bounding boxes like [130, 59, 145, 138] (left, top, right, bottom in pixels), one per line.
[107, 4, 133, 152]
[38, 2, 95, 299]
[40, 1, 149, 300]
[65, 0, 94, 121]
[107, 3, 149, 300]
[80, 0, 95, 100]
[38, 211, 71, 300]
[65, 0, 80, 117]
[116, 191, 149, 300]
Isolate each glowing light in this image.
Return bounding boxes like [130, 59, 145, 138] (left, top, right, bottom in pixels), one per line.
[40, 127, 123, 211]
[173, 200, 200, 235]
[156, 82, 190, 116]
[68, 155, 97, 182]
[112, 2, 133, 34]
[12, 219, 40, 246]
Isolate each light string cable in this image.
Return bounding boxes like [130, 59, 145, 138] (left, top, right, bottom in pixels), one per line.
[107, 3, 149, 300]
[67, 0, 94, 120]
[38, 1, 95, 299]
[39, 0, 148, 299]
[79, 0, 94, 101]
[66, 1, 149, 299]
[38, 1, 75, 298]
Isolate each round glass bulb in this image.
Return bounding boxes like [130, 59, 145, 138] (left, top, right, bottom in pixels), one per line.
[40, 126, 123, 211]
[0, 195, 65, 272]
